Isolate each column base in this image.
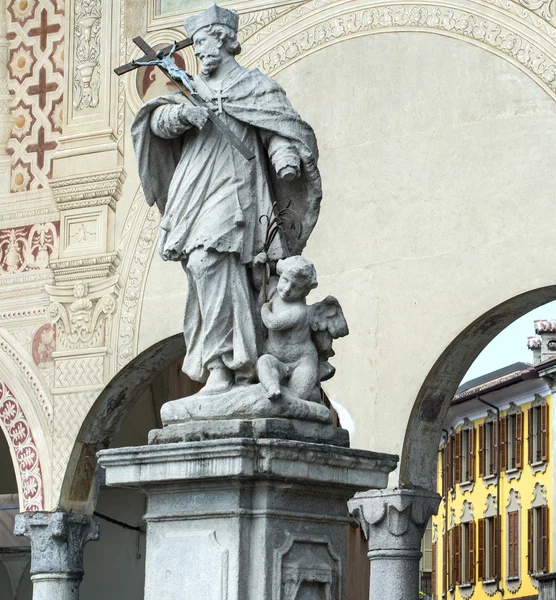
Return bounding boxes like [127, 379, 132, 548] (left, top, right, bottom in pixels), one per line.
[98, 438, 397, 600]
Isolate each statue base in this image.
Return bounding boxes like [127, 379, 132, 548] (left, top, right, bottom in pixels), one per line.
[98, 438, 397, 600]
[149, 416, 349, 446]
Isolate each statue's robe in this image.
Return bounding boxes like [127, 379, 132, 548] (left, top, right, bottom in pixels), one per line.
[132, 67, 321, 382]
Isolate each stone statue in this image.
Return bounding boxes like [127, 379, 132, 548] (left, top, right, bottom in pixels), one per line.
[257, 256, 348, 403]
[132, 4, 322, 397]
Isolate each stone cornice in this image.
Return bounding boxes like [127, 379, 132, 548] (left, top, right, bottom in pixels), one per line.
[50, 168, 126, 212]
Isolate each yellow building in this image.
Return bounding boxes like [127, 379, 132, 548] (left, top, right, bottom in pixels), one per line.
[432, 333, 556, 600]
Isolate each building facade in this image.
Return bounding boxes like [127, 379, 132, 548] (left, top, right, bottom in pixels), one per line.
[432, 322, 556, 600]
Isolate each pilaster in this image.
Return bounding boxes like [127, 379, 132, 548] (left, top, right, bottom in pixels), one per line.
[45, 167, 125, 499]
[53, 0, 125, 176]
[348, 488, 440, 600]
[0, 0, 13, 193]
[14, 512, 99, 600]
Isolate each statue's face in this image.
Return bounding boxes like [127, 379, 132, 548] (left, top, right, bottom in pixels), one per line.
[193, 29, 226, 76]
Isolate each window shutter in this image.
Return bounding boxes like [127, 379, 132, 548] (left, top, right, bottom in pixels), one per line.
[442, 446, 448, 497]
[447, 436, 453, 491]
[469, 521, 476, 584]
[528, 508, 534, 573]
[455, 431, 461, 484]
[508, 511, 519, 578]
[542, 505, 549, 573]
[431, 542, 437, 595]
[478, 518, 485, 581]
[468, 426, 475, 482]
[516, 411, 523, 469]
[479, 423, 485, 478]
[493, 515, 500, 580]
[443, 533, 448, 594]
[448, 529, 454, 589]
[528, 408, 534, 465]
[500, 416, 507, 472]
[541, 403, 549, 462]
[454, 525, 461, 585]
[492, 420, 498, 475]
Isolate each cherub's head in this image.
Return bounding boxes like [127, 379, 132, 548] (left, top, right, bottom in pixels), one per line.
[276, 256, 317, 302]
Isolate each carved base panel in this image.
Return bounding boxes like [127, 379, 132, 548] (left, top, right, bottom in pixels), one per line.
[98, 438, 397, 600]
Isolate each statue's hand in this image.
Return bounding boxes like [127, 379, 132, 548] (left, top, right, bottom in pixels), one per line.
[275, 155, 301, 181]
[253, 251, 268, 266]
[179, 105, 209, 129]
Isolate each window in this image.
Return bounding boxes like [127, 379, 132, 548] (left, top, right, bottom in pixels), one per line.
[459, 426, 475, 483]
[479, 419, 498, 478]
[442, 435, 453, 495]
[501, 411, 523, 472]
[460, 521, 475, 585]
[528, 402, 548, 465]
[528, 505, 549, 574]
[478, 516, 499, 581]
[450, 525, 460, 588]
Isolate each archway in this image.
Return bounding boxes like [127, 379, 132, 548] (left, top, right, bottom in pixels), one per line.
[57, 333, 200, 514]
[400, 285, 556, 492]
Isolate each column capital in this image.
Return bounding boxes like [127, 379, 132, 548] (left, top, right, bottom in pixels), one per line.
[348, 488, 440, 552]
[14, 511, 99, 577]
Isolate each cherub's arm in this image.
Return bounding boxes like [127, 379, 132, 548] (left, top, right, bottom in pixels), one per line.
[261, 302, 304, 331]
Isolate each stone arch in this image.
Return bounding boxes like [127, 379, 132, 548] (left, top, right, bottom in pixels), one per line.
[400, 285, 556, 491]
[240, 0, 556, 103]
[58, 333, 185, 514]
[0, 330, 52, 510]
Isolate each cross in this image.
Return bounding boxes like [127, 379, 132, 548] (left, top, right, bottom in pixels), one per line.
[29, 9, 61, 52]
[27, 126, 57, 170]
[28, 67, 58, 110]
[115, 37, 255, 161]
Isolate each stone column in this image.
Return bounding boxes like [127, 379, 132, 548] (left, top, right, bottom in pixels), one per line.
[348, 488, 440, 600]
[14, 512, 99, 600]
[537, 573, 556, 600]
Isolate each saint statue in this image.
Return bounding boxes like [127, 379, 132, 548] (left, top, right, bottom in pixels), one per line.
[132, 4, 322, 396]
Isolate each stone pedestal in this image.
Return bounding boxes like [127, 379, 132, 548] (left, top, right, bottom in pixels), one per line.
[14, 512, 99, 600]
[98, 438, 397, 600]
[348, 489, 440, 600]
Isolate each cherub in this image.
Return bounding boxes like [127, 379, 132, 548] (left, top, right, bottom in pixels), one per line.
[257, 256, 348, 402]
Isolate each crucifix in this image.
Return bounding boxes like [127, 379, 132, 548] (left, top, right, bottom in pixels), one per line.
[115, 37, 255, 161]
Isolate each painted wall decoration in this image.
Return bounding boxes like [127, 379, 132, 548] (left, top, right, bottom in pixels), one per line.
[0, 221, 58, 274]
[0, 382, 44, 511]
[7, 0, 64, 191]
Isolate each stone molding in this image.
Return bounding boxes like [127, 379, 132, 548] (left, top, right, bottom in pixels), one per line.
[348, 488, 441, 550]
[50, 168, 126, 212]
[112, 187, 159, 373]
[99, 439, 398, 490]
[0, 381, 45, 511]
[239, 0, 556, 102]
[14, 511, 99, 576]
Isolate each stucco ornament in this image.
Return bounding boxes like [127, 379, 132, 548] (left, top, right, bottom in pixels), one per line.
[132, 5, 336, 424]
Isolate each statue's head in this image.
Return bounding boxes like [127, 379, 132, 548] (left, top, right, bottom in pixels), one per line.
[276, 256, 318, 302]
[184, 5, 241, 76]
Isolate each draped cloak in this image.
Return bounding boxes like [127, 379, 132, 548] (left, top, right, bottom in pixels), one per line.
[131, 68, 322, 382]
[132, 68, 322, 262]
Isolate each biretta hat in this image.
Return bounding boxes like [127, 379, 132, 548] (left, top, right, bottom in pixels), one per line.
[183, 4, 239, 37]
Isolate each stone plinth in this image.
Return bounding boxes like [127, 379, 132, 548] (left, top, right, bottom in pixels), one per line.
[98, 438, 397, 600]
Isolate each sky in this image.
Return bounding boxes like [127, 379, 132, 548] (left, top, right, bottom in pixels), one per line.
[461, 299, 556, 385]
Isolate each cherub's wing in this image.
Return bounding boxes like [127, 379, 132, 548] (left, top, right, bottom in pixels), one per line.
[309, 296, 349, 339]
[309, 297, 348, 382]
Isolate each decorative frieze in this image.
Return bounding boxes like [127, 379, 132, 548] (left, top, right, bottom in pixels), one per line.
[0, 221, 58, 275]
[0, 382, 44, 511]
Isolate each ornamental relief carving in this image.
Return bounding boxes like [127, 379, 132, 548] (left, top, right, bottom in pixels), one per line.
[0, 222, 58, 275]
[73, 0, 102, 111]
[241, 1, 556, 100]
[48, 280, 117, 351]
